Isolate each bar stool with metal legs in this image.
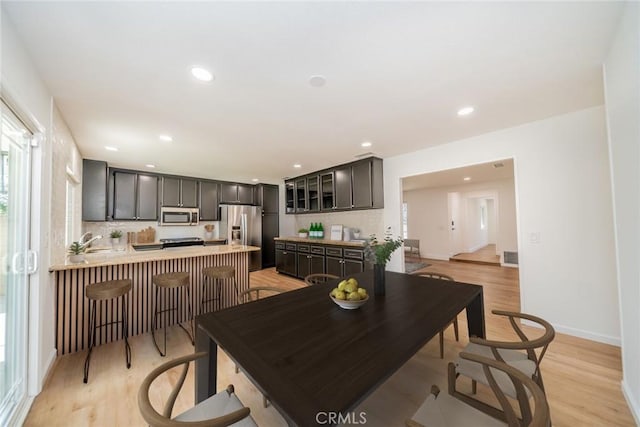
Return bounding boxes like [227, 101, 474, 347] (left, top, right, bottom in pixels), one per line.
[83, 279, 132, 383]
[151, 272, 194, 357]
[201, 266, 239, 313]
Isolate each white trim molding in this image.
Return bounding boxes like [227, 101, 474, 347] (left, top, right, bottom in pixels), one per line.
[622, 380, 640, 425]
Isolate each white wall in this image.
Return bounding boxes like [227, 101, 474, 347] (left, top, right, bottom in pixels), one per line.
[403, 178, 516, 262]
[386, 106, 620, 345]
[603, 2, 640, 422]
[1, 10, 78, 396]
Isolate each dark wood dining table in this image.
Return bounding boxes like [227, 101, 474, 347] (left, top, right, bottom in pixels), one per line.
[195, 270, 485, 426]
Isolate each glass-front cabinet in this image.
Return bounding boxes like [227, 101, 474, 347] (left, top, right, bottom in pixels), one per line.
[320, 172, 334, 210]
[285, 181, 295, 213]
[307, 175, 319, 212]
[295, 178, 307, 213]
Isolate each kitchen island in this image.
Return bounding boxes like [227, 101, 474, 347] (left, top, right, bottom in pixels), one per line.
[49, 244, 259, 356]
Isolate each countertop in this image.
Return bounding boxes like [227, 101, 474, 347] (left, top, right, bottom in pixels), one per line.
[50, 244, 260, 272]
[274, 236, 366, 248]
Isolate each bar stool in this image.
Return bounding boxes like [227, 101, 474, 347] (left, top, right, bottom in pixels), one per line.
[152, 272, 194, 357]
[83, 279, 132, 383]
[201, 266, 239, 313]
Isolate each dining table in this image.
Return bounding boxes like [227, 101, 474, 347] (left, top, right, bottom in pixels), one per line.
[195, 270, 485, 426]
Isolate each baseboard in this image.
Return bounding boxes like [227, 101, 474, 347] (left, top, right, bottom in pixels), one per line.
[522, 319, 621, 346]
[423, 253, 449, 261]
[466, 243, 486, 253]
[7, 396, 34, 426]
[622, 380, 640, 425]
[501, 262, 519, 268]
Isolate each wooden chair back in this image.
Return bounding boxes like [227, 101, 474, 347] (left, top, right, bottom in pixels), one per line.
[238, 286, 284, 303]
[304, 273, 339, 286]
[416, 272, 454, 281]
[137, 352, 250, 427]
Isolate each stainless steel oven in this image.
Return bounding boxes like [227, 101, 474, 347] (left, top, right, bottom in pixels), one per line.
[159, 207, 199, 226]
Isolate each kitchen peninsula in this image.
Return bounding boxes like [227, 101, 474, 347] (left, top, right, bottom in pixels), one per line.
[49, 244, 259, 356]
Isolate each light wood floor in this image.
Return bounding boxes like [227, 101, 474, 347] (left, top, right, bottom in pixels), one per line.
[25, 264, 635, 426]
[449, 244, 501, 266]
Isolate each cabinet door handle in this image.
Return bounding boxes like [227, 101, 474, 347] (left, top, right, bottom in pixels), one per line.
[283, 251, 287, 255]
[307, 255, 312, 259]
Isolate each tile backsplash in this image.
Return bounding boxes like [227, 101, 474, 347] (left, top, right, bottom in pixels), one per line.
[291, 209, 384, 240]
[82, 221, 221, 245]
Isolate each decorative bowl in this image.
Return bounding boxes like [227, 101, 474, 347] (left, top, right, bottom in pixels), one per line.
[329, 292, 369, 310]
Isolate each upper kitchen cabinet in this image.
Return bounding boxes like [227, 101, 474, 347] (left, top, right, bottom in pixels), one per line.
[255, 183, 279, 214]
[220, 182, 254, 204]
[161, 177, 198, 208]
[82, 159, 108, 221]
[199, 180, 219, 221]
[284, 157, 383, 214]
[111, 170, 159, 220]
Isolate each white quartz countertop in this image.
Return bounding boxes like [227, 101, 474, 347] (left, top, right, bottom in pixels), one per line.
[49, 244, 260, 272]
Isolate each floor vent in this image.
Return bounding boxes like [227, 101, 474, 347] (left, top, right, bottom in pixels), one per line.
[504, 251, 519, 265]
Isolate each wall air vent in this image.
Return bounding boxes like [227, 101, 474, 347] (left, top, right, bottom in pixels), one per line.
[504, 251, 519, 265]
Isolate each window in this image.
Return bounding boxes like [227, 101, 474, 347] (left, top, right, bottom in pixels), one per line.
[402, 202, 408, 239]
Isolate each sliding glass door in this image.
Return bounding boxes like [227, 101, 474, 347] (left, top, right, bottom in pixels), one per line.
[0, 101, 32, 424]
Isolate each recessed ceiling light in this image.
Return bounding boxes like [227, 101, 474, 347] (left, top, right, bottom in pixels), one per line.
[145, 164, 156, 168]
[463, 177, 471, 181]
[361, 141, 372, 148]
[457, 106, 475, 116]
[293, 164, 302, 168]
[251, 178, 259, 182]
[159, 134, 173, 142]
[105, 146, 118, 152]
[309, 75, 326, 87]
[191, 66, 213, 82]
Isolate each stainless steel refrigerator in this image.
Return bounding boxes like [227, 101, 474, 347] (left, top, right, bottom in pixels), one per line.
[220, 204, 262, 271]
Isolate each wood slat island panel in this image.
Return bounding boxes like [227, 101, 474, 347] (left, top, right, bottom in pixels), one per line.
[51, 246, 258, 355]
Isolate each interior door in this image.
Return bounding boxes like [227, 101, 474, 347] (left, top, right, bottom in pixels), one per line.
[448, 192, 463, 256]
[0, 102, 32, 424]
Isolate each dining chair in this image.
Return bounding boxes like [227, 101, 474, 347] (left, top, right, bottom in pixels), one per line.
[416, 272, 459, 358]
[235, 286, 285, 408]
[304, 273, 339, 286]
[406, 352, 551, 427]
[448, 310, 555, 424]
[138, 351, 256, 427]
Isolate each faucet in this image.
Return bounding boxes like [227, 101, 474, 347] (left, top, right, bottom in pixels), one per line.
[82, 235, 103, 247]
[79, 232, 92, 245]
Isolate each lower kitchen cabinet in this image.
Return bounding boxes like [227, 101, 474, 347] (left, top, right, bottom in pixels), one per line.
[275, 243, 297, 276]
[296, 246, 325, 279]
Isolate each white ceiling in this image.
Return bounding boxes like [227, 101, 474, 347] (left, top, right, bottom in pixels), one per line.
[3, 1, 623, 184]
[402, 158, 514, 191]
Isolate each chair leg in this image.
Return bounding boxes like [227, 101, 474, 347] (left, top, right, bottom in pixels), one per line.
[453, 317, 459, 341]
[232, 276, 240, 306]
[83, 300, 97, 383]
[152, 286, 166, 357]
[472, 379, 477, 394]
[235, 364, 240, 374]
[122, 295, 131, 369]
[439, 330, 445, 359]
[185, 286, 195, 345]
[215, 280, 221, 311]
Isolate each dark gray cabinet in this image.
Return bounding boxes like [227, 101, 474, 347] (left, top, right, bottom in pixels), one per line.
[82, 159, 108, 221]
[256, 184, 279, 268]
[275, 242, 296, 276]
[276, 241, 365, 278]
[199, 181, 219, 221]
[284, 157, 383, 214]
[334, 166, 352, 210]
[112, 171, 158, 220]
[161, 177, 197, 207]
[295, 244, 324, 279]
[221, 182, 254, 204]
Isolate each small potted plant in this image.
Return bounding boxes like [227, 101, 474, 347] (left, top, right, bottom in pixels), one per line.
[110, 230, 123, 245]
[204, 224, 215, 240]
[298, 228, 309, 238]
[352, 228, 361, 239]
[68, 241, 86, 263]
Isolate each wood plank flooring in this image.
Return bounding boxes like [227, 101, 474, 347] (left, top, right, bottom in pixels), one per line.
[24, 264, 635, 426]
[450, 244, 501, 266]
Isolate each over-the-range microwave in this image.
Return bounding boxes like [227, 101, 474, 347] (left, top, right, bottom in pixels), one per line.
[159, 207, 199, 226]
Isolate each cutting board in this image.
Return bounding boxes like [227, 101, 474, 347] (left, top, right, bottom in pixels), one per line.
[128, 227, 156, 244]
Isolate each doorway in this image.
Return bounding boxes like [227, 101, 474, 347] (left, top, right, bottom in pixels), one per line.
[0, 100, 34, 424]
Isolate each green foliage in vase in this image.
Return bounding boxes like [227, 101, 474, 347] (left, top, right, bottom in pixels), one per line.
[365, 227, 403, 265]
[110, 230, 123, 238]
[67, 241, 86, 255]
